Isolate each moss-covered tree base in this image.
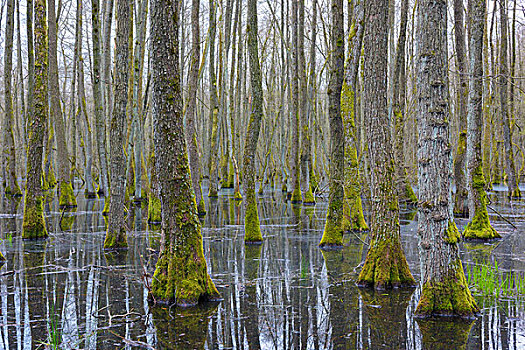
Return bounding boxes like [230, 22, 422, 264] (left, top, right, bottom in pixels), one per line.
[197, 200, 207, 217]
[281, 182, 287, 193]
[22, 195, 48, 239]
[463, 210, 500, 240]
[103, 228, 128, 249]
[0, 251, 6, 261]
[149, 247, 221, 306]
[58, 182, 77, 208]
[208, 188, 218, 198]
[341, 196, 368, 232]
[290, 187, 302, 204]
[303, 186, 316, 205]
[234, 190, 242, 201]
[102, 198, 110, 216]
[60, 210, 76, 231]
[148, 193, 161, 223]
[415, 259, 479, 318]
[5, 184, 22, 197]
[319, 219, 344, 248]
[509, 187, 521, 198]
[357, 238, 416, 289]
[245, 196, 263, 244]
[84, 190, 98, 199]
[402, 184, 418, 206]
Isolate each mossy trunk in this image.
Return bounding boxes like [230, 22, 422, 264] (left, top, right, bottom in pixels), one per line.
[22, 0, 48, 240]
[452, 0, 469, 216]
[3, 0, 21, 197]
[242, 0, 265, 244]
[357, 0, 415, 289]
[150, 0, 220, 306]
[415, 0, 478, 317]
[499, 0, 520, 198]
[50, 0, 76, 208]
[464, 0, 499, 241]
[104, 0, 130, 249]
[319, 0, 345, 248]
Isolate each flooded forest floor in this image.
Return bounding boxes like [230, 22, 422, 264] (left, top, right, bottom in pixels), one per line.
[0, 182, 524, 349]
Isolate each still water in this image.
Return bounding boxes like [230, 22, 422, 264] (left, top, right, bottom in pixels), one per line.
[0, 185, 523, 349]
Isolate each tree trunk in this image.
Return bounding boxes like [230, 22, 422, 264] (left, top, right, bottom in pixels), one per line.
[463, 0, 499, 240]
[452, 0, 469, 215]
[104, 0, 131, 249]
[318, 0, 345, 247]
[499, 0, 520, 197]
[414, 0, 478, 317]
[50, 0, 76, 208]
[92, 0, 109, 197]
[242, 0, 265, 244]
[22, 0, 48, 239]
[341, 0, 368, 232]
[185, 0, 206, 215]
[392, 0, 417, 206]
[289, 0, 302, 203]
[2, 0, 21, 197]
[149, 0, 220, 305]
[356, 0, 415, 289]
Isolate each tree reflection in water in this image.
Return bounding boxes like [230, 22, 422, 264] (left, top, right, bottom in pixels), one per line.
[0, 188, 523, 349]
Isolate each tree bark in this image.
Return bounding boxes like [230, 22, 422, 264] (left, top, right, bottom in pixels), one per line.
[356, 0, 415, 289]
[499, 0, 520, 197]
[2, 0, 21, 197]
[104, 0, 131, 249]
[242, 0, 265, 244]
[22, 0, 48, 239]
[149, 0, 220, 305]
[319, 0, 345, 247]
[50, 0, 76, 208]
[463, 0, 499, 240]
[414, 0, 478, 317]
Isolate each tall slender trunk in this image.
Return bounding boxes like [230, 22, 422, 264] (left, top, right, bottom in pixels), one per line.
[50, 0, 76, 207]
[289, 0, 302, 203]
[414, 0, 478, 317]
[2, 0, 21, 197]
[104, 0, 131, 249]
[22, 0, 48, 239]
[149, 0, 220, 305]
[185, 0, 206, 214]
[453, 0, 469, 215]
[499, 0, 520, 197]
[92, 0, 109, 196]
[242, 0, 265, 244]
[356, 0, 415, 289]
[103, 0, 114, 150]
[463, 0, 499, 240]
[319, 0, 345, 248]
[341, 0, 368, 232]
[392, 0, 417, 206]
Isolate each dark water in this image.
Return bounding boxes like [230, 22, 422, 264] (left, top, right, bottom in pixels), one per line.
[0, 184, 524, 349]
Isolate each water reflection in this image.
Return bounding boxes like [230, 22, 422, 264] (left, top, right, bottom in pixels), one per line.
[0, 188, 522, 349]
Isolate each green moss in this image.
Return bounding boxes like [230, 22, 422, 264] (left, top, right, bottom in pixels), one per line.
[60, 210, 76, 231]
[404, 183, 418, 205]
[58, 181, 77, 208]
[5, 183, 22, 197]
[444, 220, 461, 244]
[148, 192, 162, 223]
[102, 198, 110, 216]
[197, 199, 207, 217]
[303, 186, 316, 205]
[103, 227, 128, 249]
[0, 251, 5, 262]
[417, 318, 474, 349]
[463, 165, 500, 240]
[415, 259, 479, 317]
[357, 234, 416, 289]
[234, 190, 242, 201]
[208, 187, 218, 198]
[281, 181, 287, 193]
[290, 186, 302, 204]
[244, 190, 263, 244]
[319, 197, 344, 247]
[509, 187, 521, 198]
[22, 195, 48, 239]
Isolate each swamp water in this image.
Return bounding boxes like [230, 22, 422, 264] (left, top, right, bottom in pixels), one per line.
[0, 185, 523, 349]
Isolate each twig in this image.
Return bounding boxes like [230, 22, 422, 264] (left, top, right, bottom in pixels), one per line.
[487, 205, 517, 229]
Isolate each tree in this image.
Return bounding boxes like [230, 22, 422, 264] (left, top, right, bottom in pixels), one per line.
[414, 0, 479, 317]
[452, 0, 469, 215]
[499, 0, 520, 198]
[341, 0, 368, 232]
[149, 0, 220, 305]
[242, 0, 265, 244]
[356, 0, 415, 289]
[50, 0, 76, 208]
[318, 0, 345, 247]
[22, 0, 48, 239]
[2, 0, 21, 197]
[104, 0, 130, 249]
